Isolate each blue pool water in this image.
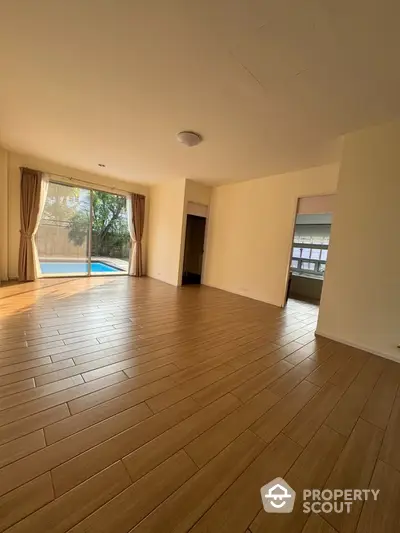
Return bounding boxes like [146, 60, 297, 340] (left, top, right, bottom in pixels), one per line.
[40, 261, 123, 274]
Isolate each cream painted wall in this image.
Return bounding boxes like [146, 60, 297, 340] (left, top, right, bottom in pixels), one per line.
[318, 122, 400, 362]
[147, 179, 186, 286]
[184, 179, 212, 207]
[203, 164, 339, 307]
[146, 179, 212, 287]
[0, 147, 8, 281]
[297, 194, 335, 214]
[4, 150, 148, 280]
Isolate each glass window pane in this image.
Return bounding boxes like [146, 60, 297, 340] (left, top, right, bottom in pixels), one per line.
[320, 249, 328, 261]
[37, 183, 90, 277]
[318, 263, 326, 273]
[301, 261, 316, 271]
[301, 248, 311, 258]
[293, 248, 301, 258]
[291, 259, 298, 268]
[91, 191, 130, 275]
[311, 248, 321, 260]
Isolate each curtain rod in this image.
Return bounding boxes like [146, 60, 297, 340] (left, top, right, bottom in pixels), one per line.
[47, 171, 133, 196]
[22, 166, 139, 197]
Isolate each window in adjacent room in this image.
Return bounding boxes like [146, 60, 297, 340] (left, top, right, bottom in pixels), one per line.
[290, 218, 331, 279]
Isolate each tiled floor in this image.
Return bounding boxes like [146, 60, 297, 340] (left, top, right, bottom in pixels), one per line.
[0, 277, 399, 532]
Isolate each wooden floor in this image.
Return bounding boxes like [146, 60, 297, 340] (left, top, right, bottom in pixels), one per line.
[0, 277, 399, 533]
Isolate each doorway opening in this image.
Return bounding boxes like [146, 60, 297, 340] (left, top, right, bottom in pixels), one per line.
[182, 214, 206, 285]
[286, 195, 334, 306]
[288, 212, 331, 303]
[36, 181, 130, 277]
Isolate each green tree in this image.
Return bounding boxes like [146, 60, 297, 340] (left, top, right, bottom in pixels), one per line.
[43, 184, 81, 222]
[68, 191, 129, 257]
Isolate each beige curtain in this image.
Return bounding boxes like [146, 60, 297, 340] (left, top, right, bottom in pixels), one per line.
[127, 193, 145, 276]
[18, 168, 49, 281]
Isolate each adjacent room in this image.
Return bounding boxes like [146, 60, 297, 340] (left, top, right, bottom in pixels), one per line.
[287, 195, 334, 304]
[0, 2, 399, 533]
[289, 213, 330, 301]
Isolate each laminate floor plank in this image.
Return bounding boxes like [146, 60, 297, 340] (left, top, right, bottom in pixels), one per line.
[329, 353, 368, 392]
[0, 278, 397, 533]
[4, 461, 131, 533]
[0, 372, 127, 427]
[250, 380, 320, 443]
[325, 358, 385, 437]
[306, 351, 349, 387]
[0, 359, 75, 388]
[0, 404, 70, 446]
[191, 359, 270, 407]
[231, 360, 293, 402]
[0, 473, 54, 532]
[131, 430, 265, 533]
[284, 341, 320, 365]
[302, 515, 338, 533]
[227, 342, 280, 369]
[0, 357, 53, 378]
[122, 393, 240, 485]
[185, 387, 279, 468]
[0, 375, 84, 411]
[250, 425, 346, 533]
[188, 434, 301, 533]
[45, 394, 154, 445]
[145, 364, 235, 413]
[283, 383, 343, 446]
[267, 357, 322, 398]
[379, 395, 400, 472]
[68, 451, 197, 533]
[67, 373, 176, 415]
[0, 378, 35, 399]
[0, 401, 151, 497]
[322, 419, 384, 533]
[356, 459, 400, 533]
[360, 369, 398, 430]
[51, 396, 203, 495]
[0, 429, 46, 468]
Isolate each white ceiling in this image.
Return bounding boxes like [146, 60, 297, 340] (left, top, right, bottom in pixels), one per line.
[0, 0, 399, 185]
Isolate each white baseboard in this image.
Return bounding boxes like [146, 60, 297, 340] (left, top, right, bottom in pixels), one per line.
[316, 329, 400, 364]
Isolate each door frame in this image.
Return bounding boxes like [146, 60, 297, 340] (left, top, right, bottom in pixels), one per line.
[282, 197, 300, 306]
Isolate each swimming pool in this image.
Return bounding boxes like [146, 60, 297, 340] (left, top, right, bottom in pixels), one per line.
[40, 261, 125, 274]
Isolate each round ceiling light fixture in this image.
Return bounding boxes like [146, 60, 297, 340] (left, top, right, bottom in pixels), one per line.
[176, 131, 202, 147]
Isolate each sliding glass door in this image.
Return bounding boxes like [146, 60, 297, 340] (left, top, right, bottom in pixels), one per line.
[36, 181, 130, 277]
[90, 190, 130, 275]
